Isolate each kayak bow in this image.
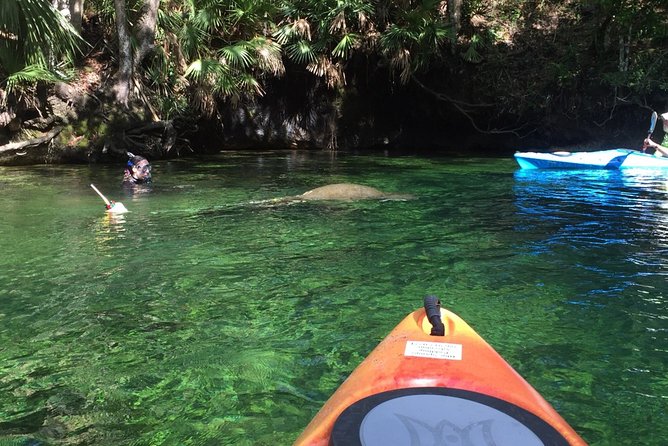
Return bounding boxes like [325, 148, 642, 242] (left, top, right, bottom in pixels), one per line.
[294, 297, 586, 446]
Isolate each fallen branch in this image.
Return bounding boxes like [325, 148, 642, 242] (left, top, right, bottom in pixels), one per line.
[23, 115, 61, 130]
[0, 128, 62, 154]
[411, 76, 533, 138]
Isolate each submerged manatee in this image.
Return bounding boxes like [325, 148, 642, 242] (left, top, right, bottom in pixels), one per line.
[299, 183, 414, 201]
[258, 183, 415, 205]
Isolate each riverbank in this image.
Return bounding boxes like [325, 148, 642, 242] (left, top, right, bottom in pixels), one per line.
[0, 86, 652, 167]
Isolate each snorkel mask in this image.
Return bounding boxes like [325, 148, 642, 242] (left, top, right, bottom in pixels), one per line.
[127, 152, 152, 183]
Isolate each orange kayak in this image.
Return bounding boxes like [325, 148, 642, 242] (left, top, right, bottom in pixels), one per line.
[294, 296, 587, 446]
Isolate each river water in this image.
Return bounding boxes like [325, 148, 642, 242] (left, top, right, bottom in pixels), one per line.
[1, 151, 666, 445]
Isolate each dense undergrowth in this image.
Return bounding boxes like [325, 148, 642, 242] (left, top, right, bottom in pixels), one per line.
[0, 0, 667, 161]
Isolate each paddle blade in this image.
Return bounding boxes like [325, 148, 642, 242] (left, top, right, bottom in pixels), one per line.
[649, 111, 658, 135]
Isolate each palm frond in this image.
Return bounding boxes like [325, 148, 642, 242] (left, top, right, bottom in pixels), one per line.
[329, 10, 347, 34]
[285, 40, 317, 64]
[388, 48, 412, 84]
[191, 3, 226, 34]
[292, 18, 312, 41]
[272, 24, 294, 45]
[380, 24, 417, 53]
[227, 0, 261, 28]
[157, 6, 185, 34]
[418, 22, 453, 48]
[179, 21, 208, 60]
[331, 33, 359, 59]
[5, 64, 65, 95]
[211, 70, 239, 98]
[191, 87, 216, 116]
[0, 0, 83, 74]
[236, 72, 264, 96]
[185, 58, 229, 83]
[249, 37, 285, 76]
[307, 56, 345, 88]
[461, 34, 483, 63]
[219, 43, 254, 69]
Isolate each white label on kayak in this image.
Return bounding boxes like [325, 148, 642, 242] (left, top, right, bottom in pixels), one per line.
[404, 341, 462, 360]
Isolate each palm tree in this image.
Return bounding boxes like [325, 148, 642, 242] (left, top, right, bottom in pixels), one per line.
[273, 0, 453, 86]
[177, 0, 285, 114]
[77, 0, 455, 122]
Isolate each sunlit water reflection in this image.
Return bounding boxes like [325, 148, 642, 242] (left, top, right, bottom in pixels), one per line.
[1, 153, 667, 445]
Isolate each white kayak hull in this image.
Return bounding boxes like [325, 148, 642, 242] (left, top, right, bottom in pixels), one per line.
[514, 149, 633, 169]
[619, 151, 668, 168]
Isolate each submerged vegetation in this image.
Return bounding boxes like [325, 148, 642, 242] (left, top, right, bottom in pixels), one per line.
[0, 0, 667, 162]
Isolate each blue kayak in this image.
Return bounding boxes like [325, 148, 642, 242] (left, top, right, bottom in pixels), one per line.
[513, 149, 633, 169]
[514, 149, 668, 170]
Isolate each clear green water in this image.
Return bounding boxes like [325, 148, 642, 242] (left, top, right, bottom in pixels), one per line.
[1, 152, 667, 445]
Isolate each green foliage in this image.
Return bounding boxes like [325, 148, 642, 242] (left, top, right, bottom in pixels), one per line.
[331, 33, 359, 59]
[284, 40, 317, 64]
[0, 0, 82, 91]
[380, 3, 454, 80]
[461, 34, 483, 63]
[219, 43, 255, 69]
[147, 0, 283, 114]
[26, 0, 665, 122]
[443, 0, 668, 119]
[4, 65, 66, 96]
[86, 0, 143, 29]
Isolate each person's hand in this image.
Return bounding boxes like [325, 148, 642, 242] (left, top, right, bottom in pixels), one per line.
[643, 138, 654, 150]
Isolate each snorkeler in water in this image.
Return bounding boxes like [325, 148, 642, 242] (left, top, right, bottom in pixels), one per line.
[123, 152, 152, 185]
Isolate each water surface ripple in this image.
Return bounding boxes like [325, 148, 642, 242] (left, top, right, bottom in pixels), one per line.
[1, 154, 667, 445]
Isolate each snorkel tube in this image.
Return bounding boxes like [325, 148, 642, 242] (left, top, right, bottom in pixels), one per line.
[91, 184, 128, 213]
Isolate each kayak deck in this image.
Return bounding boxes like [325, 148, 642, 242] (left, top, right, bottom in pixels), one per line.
[294, 297, 586, 446]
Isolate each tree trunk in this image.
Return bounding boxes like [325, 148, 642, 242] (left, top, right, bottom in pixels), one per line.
[51, 0, 70, 21]
[69, 0, 84, 33]
[449, 0, 462, 34]
[112, 0, 133, 106]
[133, 0, 161, 70]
